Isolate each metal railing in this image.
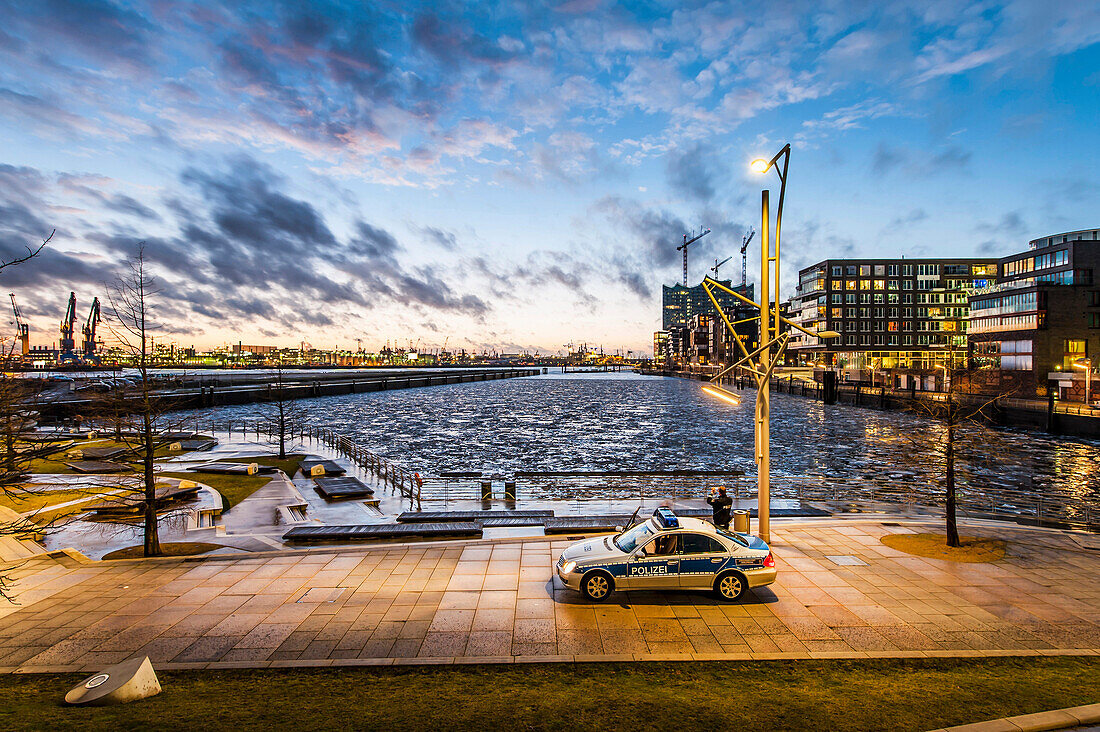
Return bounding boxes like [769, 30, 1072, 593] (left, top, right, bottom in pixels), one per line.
[184, 418, 422, 510]
[761, 377, 1099, 417]
[180, 418, 1097, 530]
[417, 473, 1098, 529]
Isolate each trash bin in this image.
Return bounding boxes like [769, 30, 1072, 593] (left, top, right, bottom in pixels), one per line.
[732, 510, 750, 533]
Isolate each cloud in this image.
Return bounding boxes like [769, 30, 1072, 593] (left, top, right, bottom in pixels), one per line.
[872, 142, 971, 177]
[975, 211, 1028, 254]
[348, 221, 401, 261]
[418, 226, 459, 251]
[411, 12, 520, 71]
[887, 208, 928, 229]
[665, 142, 729, 203]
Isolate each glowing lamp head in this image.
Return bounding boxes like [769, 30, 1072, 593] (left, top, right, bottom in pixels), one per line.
[815, 330, 841, 339]
[750, 158, 769, 174]
[702, 384, 742, 405]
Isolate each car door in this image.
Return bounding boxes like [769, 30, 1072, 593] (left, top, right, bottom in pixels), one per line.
[678, 533, 728, 589]
[627, 534, 680, 589]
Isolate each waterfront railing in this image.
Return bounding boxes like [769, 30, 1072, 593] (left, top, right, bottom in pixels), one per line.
[186, 418, 422, 510]
[416, 473, 1097, 530]
[181, 417, 1096, 530]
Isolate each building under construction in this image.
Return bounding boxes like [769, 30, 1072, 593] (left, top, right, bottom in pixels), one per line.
[656, 280, 756, 368]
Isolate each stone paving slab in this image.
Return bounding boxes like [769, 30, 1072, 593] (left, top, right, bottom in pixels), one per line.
[0, 520, 1098, 672]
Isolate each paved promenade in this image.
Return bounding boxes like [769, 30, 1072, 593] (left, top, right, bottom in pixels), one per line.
[1, 520, 1098, 672]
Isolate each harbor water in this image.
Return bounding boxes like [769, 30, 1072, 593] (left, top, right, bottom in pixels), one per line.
[204, 372, 1100, 504]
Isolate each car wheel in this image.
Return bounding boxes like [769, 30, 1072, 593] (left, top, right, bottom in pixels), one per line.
[714, 571, 746, 602]
[581, 571, 614, 602]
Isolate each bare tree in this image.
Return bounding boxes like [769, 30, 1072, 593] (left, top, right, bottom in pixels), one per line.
[103, 246, 167, 557]
[909, 367, 1013, 547]
[0, 230, 53, 276]
[266, 362, 304, 460]
[0, 376, 73, 602]
[0, 231, 52, 600]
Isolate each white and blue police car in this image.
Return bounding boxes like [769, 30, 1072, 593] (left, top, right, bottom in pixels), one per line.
[555, 507, 777, 602]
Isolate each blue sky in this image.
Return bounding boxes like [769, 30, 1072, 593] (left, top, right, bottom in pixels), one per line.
[0, 0, 1098, 356]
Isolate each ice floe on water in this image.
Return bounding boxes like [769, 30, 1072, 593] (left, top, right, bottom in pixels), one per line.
[207, 372, 1100, 501]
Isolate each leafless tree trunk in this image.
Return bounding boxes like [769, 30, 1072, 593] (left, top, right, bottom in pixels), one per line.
[105, 246, 162, 557]
[0, 232, 52, 600]
[944, 393, 960, 547]
[265, 358, 303, 457]
[909, 367, 1012, 548]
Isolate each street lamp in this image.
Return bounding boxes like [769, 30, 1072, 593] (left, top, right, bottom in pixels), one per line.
[1074, 357, 1092, 406]
[700, 144, 838, 543]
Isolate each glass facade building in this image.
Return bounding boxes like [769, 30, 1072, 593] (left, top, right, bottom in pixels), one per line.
[968, 228, 1100, 398]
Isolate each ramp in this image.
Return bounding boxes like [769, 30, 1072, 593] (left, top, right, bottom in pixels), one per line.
[284, 522, 481, 542]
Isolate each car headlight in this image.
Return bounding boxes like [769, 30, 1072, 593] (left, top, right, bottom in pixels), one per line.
[560, 560, 577, 574]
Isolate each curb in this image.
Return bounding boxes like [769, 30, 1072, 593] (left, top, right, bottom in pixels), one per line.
[3, 649, 1098, 675]
[19, 515, 1092, 568]
[930, 702, 1100, 732]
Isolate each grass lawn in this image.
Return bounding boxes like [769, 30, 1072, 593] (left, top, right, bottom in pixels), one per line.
[24, 439, 134, 475]
[0, 487, 118, 517]
[159, 472, 272, 509]
[250, 453, 306, 477]
[0, 658, 1096, 731]
[24, 456, 87, 475]
[102, 541, 226, 560]
[881, 533, 1007, 563]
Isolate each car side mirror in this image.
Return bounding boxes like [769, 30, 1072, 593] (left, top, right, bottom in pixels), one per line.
[614, 525, 623, 533]
[633, 549, 646, 560]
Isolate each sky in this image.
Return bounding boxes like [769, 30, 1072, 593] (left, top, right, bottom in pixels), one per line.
[0, 0, 1098, 357]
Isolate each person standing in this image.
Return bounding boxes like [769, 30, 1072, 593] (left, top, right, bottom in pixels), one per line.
[706, 487, 733, 529]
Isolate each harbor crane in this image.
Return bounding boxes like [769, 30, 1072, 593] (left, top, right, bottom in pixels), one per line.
[676, 228, 711, 285]
[740, 228, 755, 289]
[81, 297, 100, 363]
[59, 292, 78, 363]
[710, 256, 733, 280]
[9, 293, 28, 356]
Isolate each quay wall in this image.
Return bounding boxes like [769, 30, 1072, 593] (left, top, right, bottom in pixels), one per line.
[38, 368, 542, 418]
[638, 368, 1100, 438]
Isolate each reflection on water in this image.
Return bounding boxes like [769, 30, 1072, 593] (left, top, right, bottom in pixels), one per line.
[205, 372, 1100, 500]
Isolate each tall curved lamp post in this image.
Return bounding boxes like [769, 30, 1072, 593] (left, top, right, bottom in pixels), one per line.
[701, 144, 839, 542]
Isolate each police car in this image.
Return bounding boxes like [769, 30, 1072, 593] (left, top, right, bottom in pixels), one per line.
[555, 507, 776, 602]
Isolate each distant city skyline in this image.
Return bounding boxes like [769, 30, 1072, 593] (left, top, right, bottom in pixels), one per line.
[0, 0, 1097, 356]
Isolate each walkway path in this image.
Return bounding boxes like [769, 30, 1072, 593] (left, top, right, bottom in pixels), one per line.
[1, 520, 1097, 672]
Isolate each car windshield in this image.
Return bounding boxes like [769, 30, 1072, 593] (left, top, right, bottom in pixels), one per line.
[614, 520, 658, 553]
[716, 528, 750, 547]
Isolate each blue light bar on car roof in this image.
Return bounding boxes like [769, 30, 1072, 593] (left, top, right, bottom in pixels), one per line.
[653, 507, 678, 528]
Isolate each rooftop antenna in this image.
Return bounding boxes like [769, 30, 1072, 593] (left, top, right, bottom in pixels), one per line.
[676, 227, 711, 285]
[740, 228, 756, 289]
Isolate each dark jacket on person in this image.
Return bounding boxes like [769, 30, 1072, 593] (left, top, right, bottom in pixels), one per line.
[706, 492, 733, 528]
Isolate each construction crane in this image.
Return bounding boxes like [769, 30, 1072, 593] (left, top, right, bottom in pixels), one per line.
[676, 228, 711, 285]
[81, 297, 100, 363]
[740, 228, 756, 289]
[710, 256, 733, 280]
[9, 294, 28, 356]
[59, 292, 77, 363]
